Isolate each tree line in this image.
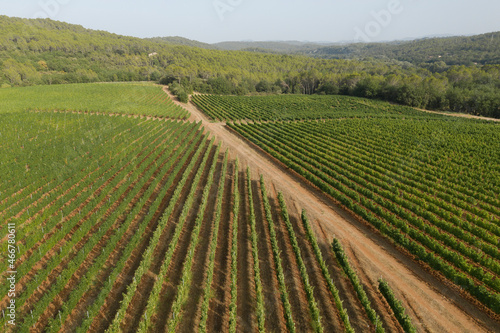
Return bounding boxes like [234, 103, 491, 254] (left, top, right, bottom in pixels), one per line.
[1, 16, 499, 118]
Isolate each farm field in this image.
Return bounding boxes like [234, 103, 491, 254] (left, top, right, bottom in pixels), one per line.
[228, 115, 500, 315]
[191, 93, 441, 121]
[2, 83, 500, 332]
[189, 92, 500, 326]
[1, 83, 413, 333]
[0, 115, 398, 332]
[180, 90, 500, 331]
[0, 83, 189, 118]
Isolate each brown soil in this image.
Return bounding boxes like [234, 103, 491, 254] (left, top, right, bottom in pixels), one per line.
[7, 173, 77, 223]
[0, 160, 130, 313]
[0, 183, 30, 206]
[205, 161, 235, 332]
[415, 108, 500, 122]
[346, 245, 403, 333]
[165, 87, 500, 332]
[251, 178, 287, 332]
[20, 167, 97, 224]
[260, 135, 500, 291]
[285, 199, 344, 332]
[236, 169, 257, 333]
[19, 137, 169, 324]
[1, 119, 140, 224]
[143, 143, 216, 333]
[0, 125, 165, 311]
[30, 128, 186, 332]
[3, 122, 162, 255]
[87, 133, 204, 333]
[267, 184, 313, 332]
[317, 240, 373, 332]
[177, 153, 224, 333]
[4, 164, 109, 270]
[41, 109, 181, 121]
[0, 180, 55, 222]
[60, 142, 187, 332]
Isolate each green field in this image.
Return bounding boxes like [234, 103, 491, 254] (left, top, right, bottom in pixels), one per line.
[2, 83, 499, 331]
[2, 84, 387, 332]
[191, 94, 442, 121]
[0, 83, 189, 118]
[192, 92, 500, 315]
[229, 116, 500, 313]
[2, 10, 500, 332]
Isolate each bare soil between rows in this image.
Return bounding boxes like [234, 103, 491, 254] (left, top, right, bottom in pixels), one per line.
[205, 161, 235, 332]
[166, 87, 500, 333]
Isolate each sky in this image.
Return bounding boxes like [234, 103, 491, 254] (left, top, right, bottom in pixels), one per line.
[1, 0, 499, 44]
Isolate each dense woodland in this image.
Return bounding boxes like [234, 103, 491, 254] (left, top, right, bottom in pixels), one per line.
[1, 16, 499, 118]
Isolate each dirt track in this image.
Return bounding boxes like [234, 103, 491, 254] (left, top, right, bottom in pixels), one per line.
[415, 108, 500, 122]
[163, 87, 500, 332]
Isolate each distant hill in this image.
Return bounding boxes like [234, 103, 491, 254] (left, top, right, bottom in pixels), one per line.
[213, 41, 330, 53]
[148, 39, 333, 54]
[146, 36, 216, 49]
[154, 33, 500, 68]
[299, 32, 500, 67]
[0, 15, 399, 88]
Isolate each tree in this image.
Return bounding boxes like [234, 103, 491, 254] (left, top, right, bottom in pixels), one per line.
[317, 81, 339, 95]
[340, 74, 362, 95]
[37, 60, 49, 70]
[207, 77, 233, 94]
[353, 76, 382, 98]
[2, 59, 41, 86]
[256, 80, 272, 93]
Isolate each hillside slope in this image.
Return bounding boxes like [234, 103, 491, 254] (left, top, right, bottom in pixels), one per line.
[0, 15, 499, 118]
[303, 32, 500, 67]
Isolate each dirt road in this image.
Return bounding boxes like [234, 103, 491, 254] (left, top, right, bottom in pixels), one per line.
[415, 108, 500, 122]
[163, 87, 500, 332]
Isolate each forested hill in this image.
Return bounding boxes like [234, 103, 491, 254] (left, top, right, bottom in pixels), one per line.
[302, 32, 500, 68]
[0, 15, 499, 118]
[0, 15, 410, 86]
[146, 36, 216, 50]
[214, 41, 324, 53]
[136, 33, 500, 69]
[155, 33, 500, 69]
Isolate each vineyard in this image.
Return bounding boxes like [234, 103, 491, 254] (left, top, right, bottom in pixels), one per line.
[228, 117, 500, 315]
[191, 94, 440, 121]
[2, 83, 500, 332]
[0, 107, 409, 332]
[0, 83, 189, 118]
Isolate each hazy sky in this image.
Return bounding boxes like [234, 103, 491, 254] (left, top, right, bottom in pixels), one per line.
[1, 0, 499, 43]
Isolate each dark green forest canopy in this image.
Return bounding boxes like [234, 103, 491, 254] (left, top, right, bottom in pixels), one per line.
[0, 16, 499, 118]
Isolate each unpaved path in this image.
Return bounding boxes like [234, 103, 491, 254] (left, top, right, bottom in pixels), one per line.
[415, 108, 500, 122]
[163, 87, 500, 332]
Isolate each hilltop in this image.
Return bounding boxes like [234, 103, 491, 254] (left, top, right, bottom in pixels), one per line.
[151, 33, 500, 68]
[301, 32, 500, 67]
